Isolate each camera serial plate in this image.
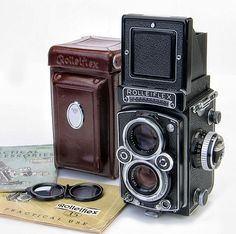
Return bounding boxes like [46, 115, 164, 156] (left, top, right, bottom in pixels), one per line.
[122, 87, 176, 109]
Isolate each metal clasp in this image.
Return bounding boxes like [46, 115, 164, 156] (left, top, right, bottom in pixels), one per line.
[113, 54, 121, 70]
[192, 91, 218, 116]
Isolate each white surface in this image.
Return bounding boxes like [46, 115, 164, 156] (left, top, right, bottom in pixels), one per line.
[0, 0, 236, 233]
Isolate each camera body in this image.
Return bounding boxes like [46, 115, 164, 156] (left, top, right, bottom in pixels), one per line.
[49, 36, 121, 179]
[117, 15, 224, 216]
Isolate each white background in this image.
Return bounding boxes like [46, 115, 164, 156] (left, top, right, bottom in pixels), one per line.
[0, 0, 235, 233]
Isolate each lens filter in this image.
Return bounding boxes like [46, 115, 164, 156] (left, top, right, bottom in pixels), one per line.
[27, 182, 103, 202]
[69, 183, 103, 201]
[30, 183, 64, 201]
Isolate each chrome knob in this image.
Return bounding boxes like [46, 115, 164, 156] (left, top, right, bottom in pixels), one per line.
[192, 130, 225, 171]
[193, 188, 209, 206]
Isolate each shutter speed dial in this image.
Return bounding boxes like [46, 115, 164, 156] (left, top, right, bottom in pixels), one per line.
[192, 130, 225, 171]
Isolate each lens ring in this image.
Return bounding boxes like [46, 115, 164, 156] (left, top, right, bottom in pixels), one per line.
[30, 183, 65, 201]
[128, 123, 159, 154]
[123, 117, 164, 159]
[69, 183, 103, 202]
[209, 135, 224, 169]
[201, 131, 225, 171]
[128, 163, 159, 195]
[123, 160, 169, 202]
[209, 134, 218, 169]
[116, 146, 132, 164]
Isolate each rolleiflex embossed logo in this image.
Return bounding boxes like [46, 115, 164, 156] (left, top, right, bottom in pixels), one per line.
[56, 55, 99, 70]
[123, 87, 176, 109]
[56, 203, 101, 216]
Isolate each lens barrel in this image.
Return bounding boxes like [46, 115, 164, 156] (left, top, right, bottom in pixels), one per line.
[128, 163, 160, 195]
[123, 160, 169, 202]
[123, 117, 164, 158]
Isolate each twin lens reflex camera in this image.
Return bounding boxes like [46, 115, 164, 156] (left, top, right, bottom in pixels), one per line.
[116, 15, 225, 217]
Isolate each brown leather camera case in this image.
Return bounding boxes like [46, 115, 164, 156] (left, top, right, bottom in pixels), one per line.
[49, 36, 121, 179]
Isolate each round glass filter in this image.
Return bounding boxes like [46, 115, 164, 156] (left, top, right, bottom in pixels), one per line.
[69, 183, 103, 201]
[28, 183, 103, 202]
[29, 183, 65, 201]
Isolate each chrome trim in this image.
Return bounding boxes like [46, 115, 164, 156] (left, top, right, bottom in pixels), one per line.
[122, 117, 164, 160]
[159, 199, 171, 210]
[116, 146, 132, 164]
[66, 101, 84, 129]
[201, 131, 216, 171]
[155, 153, 174, 172]
[113, 54, 121, 70]
[192, 91, 218, 116]
[122, 86, 177, 109]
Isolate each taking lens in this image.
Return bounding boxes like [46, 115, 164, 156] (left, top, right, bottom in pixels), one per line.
[127, 122, 160, 156]
[69, 184, 103, 201]
[128, 163, 159, 195]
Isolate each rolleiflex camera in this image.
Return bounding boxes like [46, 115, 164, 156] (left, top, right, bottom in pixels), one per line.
[116, 15, 225, 216]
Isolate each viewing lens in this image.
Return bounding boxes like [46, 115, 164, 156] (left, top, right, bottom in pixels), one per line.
[70, 184, 103, 201]
[129, 164, 159, 195]
[127, 122, 160, 156]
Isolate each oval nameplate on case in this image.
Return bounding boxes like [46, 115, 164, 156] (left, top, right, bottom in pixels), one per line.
[67, 101, 84, 129]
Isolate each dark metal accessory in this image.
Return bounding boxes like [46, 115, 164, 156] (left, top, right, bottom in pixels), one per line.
[26, 183, 103, 202]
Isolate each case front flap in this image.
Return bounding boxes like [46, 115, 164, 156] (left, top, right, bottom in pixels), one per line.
[52, 73, 107, 172]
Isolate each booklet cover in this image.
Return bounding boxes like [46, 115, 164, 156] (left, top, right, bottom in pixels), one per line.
[0, 177, 126, 233]
[0, 145, 57, 192]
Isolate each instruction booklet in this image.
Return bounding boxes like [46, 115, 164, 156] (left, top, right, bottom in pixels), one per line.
[0, 177, 126, 233]
[0, 145, 57, 192]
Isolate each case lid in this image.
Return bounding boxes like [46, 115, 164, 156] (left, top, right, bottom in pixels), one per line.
[48, 36, 121, 75]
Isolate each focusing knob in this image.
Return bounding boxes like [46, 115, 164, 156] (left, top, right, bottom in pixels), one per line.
[193, 188, 209, 206]
[192, 130, 225, 171]
[208, 109, 222, 125]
